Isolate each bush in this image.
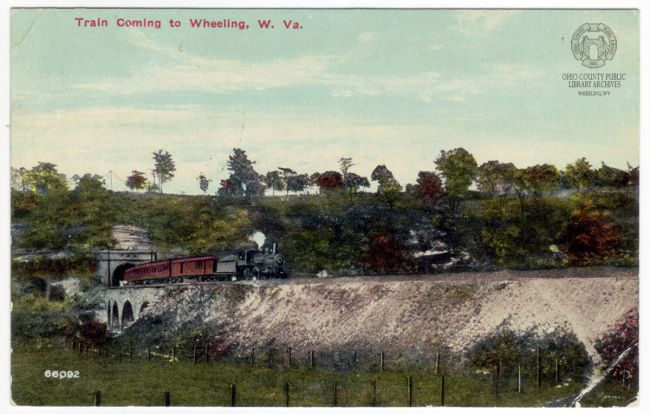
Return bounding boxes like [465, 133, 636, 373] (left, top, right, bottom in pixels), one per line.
[566, 209, 622, 263]
[594, 309, 638, 381]
[468, 328, 590, 382]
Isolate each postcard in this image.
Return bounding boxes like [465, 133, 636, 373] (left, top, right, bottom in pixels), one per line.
[8, 7, 639, 408]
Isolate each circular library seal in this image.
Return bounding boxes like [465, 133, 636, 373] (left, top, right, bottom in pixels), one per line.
[571, 23, 617, 68]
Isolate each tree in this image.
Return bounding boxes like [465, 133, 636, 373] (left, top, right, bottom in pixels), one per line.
[71, 174, 105, 192]
[476, 161, 517, 196]
[11, 167, 28, 192]
[566, 209, 621, 262]
[371, 165, 402, 207]
[278, 167, 297, 197]
[412, 171, 443, 208]
[23, 162, 68, 194]
[368, 233, 406, 273]
[345, 172, 370, 196]
[224, 148, 265, 198]
[197, 173, 211, 194]
[338, 157, 355, 179]
[314, 171, 344, 193]
[594, 309, 638, 382]
[595, 162, 627, 188]
[521, 164, 559, 198]
[152, 149, 176, 194]
[126, 171, 148, 192]
[265, 170, 285, 196]
[565, 158, 594, 192]
[287, 173, 311, 195]
[371, 165, 395, 184]
[434, 148, 477, 213]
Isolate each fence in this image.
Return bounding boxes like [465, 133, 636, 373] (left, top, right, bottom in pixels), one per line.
[66, 340, 571, 407]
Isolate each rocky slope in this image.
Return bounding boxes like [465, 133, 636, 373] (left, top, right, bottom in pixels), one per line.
[123, 267, 638, 363]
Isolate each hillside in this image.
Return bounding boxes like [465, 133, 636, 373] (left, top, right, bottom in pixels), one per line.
[122, 267, 637, 364]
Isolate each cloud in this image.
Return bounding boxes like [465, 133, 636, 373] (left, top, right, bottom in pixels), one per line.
[70, 30, 546, 104]
[358, 32, 378, 42]
[453, 10, 519, 34]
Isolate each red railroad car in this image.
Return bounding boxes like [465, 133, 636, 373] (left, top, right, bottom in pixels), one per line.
[124, 255, 219, 285]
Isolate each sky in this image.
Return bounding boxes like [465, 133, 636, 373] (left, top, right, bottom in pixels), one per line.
[10, 9, 639, 194]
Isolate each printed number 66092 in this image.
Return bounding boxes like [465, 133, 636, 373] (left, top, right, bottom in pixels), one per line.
[44, 370, 80, 379]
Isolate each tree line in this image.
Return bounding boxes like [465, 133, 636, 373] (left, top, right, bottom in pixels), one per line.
[11, 147, 639, 206]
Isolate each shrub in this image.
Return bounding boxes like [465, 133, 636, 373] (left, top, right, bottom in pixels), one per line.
[566, 209, 621, 263]
[594, 309, 638, 381]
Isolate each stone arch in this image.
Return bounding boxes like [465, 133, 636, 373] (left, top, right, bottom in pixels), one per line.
[112, 263, 135, 287]
[111, 302, 120, 328]
[140, 301, 149, 314]
[122, 301, 134, 328]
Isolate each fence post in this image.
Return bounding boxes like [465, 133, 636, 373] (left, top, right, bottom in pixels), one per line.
[333, 381, 338, 407]
[435, 352, 440, 375]
[518, 364, 522, 393]
[94, 391, 102, 406]
[251, 347, 255, 366]
[555, 357, 559, 384]
[230, 384, 236, 407]
[536, 347, 541, 390]
[494, 364, 500, 396]
[268, 348, 273, 368]
[441, 375, 445, 407]
[408, 376, 413, 407]
[352, 350, 357, 370]
[172, 347, 176, 363]
[310, 350, 314, 369]
[164, 391, 171, 406]
[380, 351, 385, 372]
[287, 347, 292, 369]
[284, 381, 290, 407]
[371, 380, 377, 407]
[147, 348, 151, 362]
[193, 345, 197, 364]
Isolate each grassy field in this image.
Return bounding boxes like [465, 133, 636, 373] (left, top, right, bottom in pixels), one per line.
[11, 345, 585, 407]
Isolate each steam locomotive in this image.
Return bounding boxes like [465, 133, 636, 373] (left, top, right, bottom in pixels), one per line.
[123, 246, 287, 285]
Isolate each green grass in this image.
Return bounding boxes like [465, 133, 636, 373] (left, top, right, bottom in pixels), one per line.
[12, 346, 584, 407]
[579, 379, 638, 407]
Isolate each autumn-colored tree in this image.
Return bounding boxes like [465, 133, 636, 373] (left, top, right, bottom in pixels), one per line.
[77, 320, 109, 347]
[314, 171, 344, 193]
[412, 171, 443, 208]
[566, 209, 621, 262]
[594, 309, 638, 381]
[368, 233, 405, 273]
[126, 170, 148, 192]
[218, 178, 235, 196]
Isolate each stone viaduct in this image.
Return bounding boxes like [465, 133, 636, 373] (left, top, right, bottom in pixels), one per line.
[96, 286, 165, 333]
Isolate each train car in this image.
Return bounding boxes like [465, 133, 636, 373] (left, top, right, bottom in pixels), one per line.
[123, 247, 287, 285]
[124, 255, 219, 285]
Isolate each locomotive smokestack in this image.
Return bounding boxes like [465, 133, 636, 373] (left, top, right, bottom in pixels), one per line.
[272, 243, 277, 255]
